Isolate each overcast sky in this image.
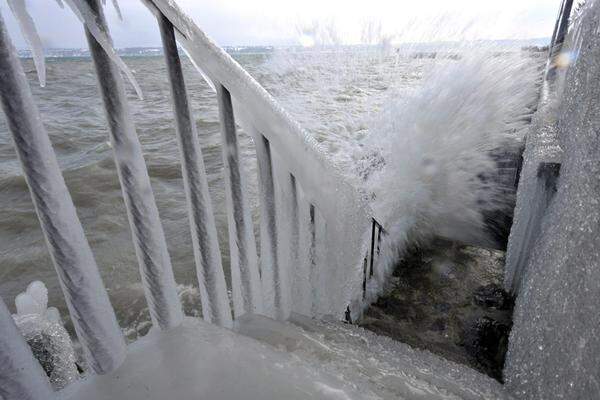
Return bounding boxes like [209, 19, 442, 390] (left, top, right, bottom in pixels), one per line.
[1, 0, 561, 48]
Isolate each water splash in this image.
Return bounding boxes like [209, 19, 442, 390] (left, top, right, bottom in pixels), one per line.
[362, 47, 542, 282]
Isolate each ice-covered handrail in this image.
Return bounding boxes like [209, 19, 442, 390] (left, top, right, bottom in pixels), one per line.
[157, 14, 234, 327]
[143, 0, 367, 222]
[82, 0, 184, 331]
[0, 9, 126, 375]
[143, 0, 374, 320]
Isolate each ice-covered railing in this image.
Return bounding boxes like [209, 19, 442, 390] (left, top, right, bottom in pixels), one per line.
[0, 0, 383, 395]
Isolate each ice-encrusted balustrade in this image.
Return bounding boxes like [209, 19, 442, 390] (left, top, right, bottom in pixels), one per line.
[0, 0, 384, 394]
[2, 0, 591, 398]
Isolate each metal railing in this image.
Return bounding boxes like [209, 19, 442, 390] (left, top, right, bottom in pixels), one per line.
[0, 0, 378, 395]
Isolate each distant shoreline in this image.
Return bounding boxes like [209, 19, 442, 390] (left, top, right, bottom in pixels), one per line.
[15, 39, 549, 59]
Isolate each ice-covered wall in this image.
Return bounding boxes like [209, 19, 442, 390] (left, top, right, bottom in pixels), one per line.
[504, 1, 600, 398]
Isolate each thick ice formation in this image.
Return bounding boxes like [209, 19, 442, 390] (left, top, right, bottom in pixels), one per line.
[236, 314, 513, 400]
[503, 1, 600, 398]
[12, 281, 79, 390]
[6, 0, 46, 87]
[59, 318, 372, 400]
[148, 0, 372, 322]
[63, 0, 143, 99]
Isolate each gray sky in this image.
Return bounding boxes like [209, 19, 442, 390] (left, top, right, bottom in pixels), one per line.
[1, 0, 561, 48]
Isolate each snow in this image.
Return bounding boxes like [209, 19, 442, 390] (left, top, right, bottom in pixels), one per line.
[63, 0, 143, 99]
[12, 281, 79, 390]
[504, 1, 600, 398]
[7, 0, 46, 87]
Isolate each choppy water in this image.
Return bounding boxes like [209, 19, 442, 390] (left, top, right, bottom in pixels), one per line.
[0, 50, 420, 338]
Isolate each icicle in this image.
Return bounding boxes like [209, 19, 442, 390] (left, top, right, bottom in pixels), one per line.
[7, 0, 46, 87]
[63, 0, 143, 99]
[110, 0, 123, 21]
[54, 0, 65, 9]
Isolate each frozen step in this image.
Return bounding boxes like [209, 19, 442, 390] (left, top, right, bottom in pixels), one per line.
[59, 317, 369, 400]
[235, 314, 513, 400]
[59, 315, 512, 400]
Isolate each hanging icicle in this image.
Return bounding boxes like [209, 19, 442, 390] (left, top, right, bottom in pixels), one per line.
[63, 0, 143, 99]
[7, 0, 46, 87]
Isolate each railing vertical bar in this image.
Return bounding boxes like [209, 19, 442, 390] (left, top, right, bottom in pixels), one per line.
[216, 84, 263, 318]
[288, 173, 300, 295]
[362, 256, 368, 300]
[377, 224, 382, 256]
[309, 204, 318, 315]
[254, 133, 289, 319]
[157, 13, 232, 327]
[369, 219, 376, 277]
[0, 10, 125, 375]
[0, 297, 54, 400]
[84, 0, 183, 330]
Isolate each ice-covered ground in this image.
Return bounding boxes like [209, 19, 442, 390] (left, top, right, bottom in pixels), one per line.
[58, 315, 512, 400]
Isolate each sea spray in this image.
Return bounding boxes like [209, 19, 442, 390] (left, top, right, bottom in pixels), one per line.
[362, 47, 542, 293]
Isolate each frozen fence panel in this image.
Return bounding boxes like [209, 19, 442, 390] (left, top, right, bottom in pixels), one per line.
[0, 297, 55, 400]
[83, 0, 183, 330]
[158, 14, 232, 328]
[217, 84, 262, 320]
[0, 10, 125, 375]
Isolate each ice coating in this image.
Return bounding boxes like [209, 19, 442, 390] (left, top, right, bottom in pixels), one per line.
[83, 0, 185, 331]
[59, 318, 372, 400]
[6, 0, 46, 87]
[63, 0, 143, 99]
[58, 315, 515, 400]
[0, 10, 126, 375]
[235, 314, 514, 400]
[146, 0, 372, 322]
[12, 281, 79, 390]
[15, 281, 48, 317]
[504, 0, 600, 398]
[54, 0, 65, 8]
[0, 296, 55, 400]
[158, 15, 233, 327]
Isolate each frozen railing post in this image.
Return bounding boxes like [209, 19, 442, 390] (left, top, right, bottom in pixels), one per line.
[0, 297, 55, 400]
[83, 0, 183, 330]
[0, 9, 125, 375]
[253, 130, 291, 320]
[215, 84, 263, 318]
[144, 0, 373, 321]
[156, 13, 232, 327]
[547, 0, 574, 80]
